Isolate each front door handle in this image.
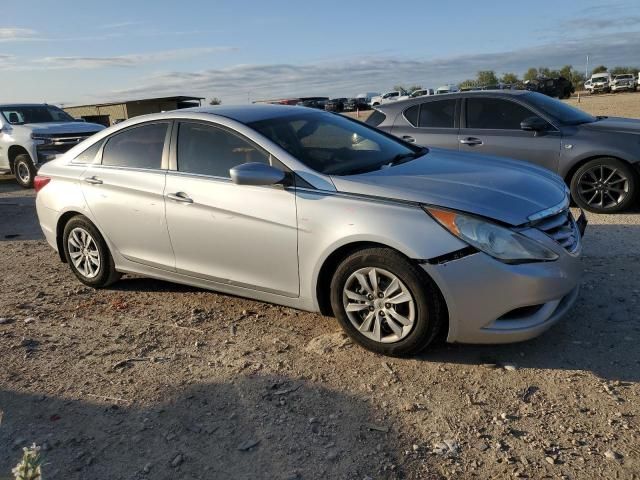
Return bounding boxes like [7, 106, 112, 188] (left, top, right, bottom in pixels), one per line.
[166, 192, 193, 203]
[402, 135, 416, 143]
[460, 137, 483, 146]
[84, 176, 103, 185]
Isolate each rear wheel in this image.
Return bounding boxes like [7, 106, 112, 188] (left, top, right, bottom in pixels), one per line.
[570, 158, 636, 213]
[14, 154, 36, 188]
[62, 216, 121, 288]
[329, 247, 444, 356]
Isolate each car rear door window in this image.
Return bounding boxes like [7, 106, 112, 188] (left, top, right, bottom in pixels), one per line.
[403, 105, 419, 126]
[177, 122, 270, 178]
[466, 98, 536, 130]
[102, 123, 168, 169]
[418, 99, 456, 128]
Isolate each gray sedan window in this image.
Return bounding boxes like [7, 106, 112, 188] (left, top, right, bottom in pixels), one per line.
[466, 98, 536, 130]
[418, 99, 456, 128]
[177, 122, 270, 178]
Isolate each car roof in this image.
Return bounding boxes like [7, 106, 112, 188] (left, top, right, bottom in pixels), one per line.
[375, 89, 531, 110]
[178, 104, 322, 124]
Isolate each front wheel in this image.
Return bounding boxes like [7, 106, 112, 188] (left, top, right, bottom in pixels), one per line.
[14, 154, 36, 188]
[570, 158, 637, 213]
[329, 247, 444, 356]
[62, 216, 121, 288]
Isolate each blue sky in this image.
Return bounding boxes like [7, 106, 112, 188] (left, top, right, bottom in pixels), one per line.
[2, 0, 640, 105]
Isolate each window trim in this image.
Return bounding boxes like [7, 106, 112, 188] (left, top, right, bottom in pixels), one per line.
[98, 120, 173, 171]
[461, 96, 559, 132]
[402, 98, 460, 129]
[170, 119, 279, 181]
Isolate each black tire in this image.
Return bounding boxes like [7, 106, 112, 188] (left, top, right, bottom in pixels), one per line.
[62, 215, 121, 288]
[14, 153, 36, 188]
[570, 158, 637, 213]
[329, 247, 444, 356]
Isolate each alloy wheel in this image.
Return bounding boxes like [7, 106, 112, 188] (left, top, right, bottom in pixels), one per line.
[342, 267, 416, 343]
[577, 165, 629, 210]
[17, 162, 31, 184]
[67, 227, 101, 279]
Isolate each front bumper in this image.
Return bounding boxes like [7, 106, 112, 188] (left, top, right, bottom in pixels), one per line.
[424, 230, 582, 344]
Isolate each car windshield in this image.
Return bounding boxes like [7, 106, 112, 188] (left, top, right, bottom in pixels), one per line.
[592, 76, 609, 82]
[248, 111, 425, 175]
[615, 75, 633, 79]
[0, 105, 75, 124]
[524, 92, 596, 125]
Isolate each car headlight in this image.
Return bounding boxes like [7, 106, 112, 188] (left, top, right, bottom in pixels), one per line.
[31, 133, 54, 145]
[424, 207, 558, 263]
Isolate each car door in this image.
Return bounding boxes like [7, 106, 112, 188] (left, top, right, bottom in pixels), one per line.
[459, 96, 561, 172]
[391, 98, 460, 150]
[80, 121, 175, 270]
[164, 120, 299, 297]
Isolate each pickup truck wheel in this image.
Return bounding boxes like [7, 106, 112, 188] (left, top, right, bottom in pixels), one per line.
[570, 158, 636, 213]
[14, 154, 36, 188]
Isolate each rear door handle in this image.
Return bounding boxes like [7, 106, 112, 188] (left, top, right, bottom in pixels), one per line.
[402, 135, 416, 143]
[166, 192, 193, 204]
[460, 137, 483, 146]
[84, 176, 103, 185]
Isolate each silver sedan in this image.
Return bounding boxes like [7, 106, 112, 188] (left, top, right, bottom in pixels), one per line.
[35, 105, 584, 355]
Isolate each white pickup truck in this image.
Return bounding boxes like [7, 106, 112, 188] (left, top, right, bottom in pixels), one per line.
[585, 73, 613, 94]
[0, 104, 104, 187]
[370, 91, 410, 106]
[610, 74, 638, 93]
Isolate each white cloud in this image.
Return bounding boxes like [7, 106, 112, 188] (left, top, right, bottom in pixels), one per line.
[106, 30, 640, 104]
[0, 27, 38, 42]
[14, 46, 237, 70]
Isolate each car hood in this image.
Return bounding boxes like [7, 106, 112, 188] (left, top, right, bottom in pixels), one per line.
[329, 148, 567, 226]
[580, 117, 640, 135]
[26, 122, 105, 135]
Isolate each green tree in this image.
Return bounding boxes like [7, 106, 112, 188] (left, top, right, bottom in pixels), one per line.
[407, 84, 423, 92]
[610, 66, 640, 76]
[392, 85, 412, 94]
[459, 79, 478, 90]
[209, 97, 222, 105]
[523, 68, 539, 81]
[592, 65, 607, 74]
[476, 70, 499, 86]
[501, 72, 519, 84]
[559, 65, 573, 79]
[538, 67, 560, 78]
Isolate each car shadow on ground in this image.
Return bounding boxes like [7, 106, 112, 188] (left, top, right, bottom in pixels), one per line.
[0, 375, 402, 480]
[417, 223, 640, 383]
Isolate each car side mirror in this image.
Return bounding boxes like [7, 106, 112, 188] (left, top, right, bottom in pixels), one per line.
[520, 116, 548, 133]
[230, 162, 285, 186]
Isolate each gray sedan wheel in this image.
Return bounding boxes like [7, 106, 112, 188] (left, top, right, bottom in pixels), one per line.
[330, 247, 444, 356]
[570, 158, 636, 213]
[63, 216, 121, 288]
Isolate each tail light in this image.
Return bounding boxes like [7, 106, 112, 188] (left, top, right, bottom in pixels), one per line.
[33, 176, 51, 194]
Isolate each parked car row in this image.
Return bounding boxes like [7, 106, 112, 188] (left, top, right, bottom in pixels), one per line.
[584, 72, 638, 94]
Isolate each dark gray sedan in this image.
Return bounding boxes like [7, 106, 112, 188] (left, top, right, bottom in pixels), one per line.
[369, 90, 640, 213]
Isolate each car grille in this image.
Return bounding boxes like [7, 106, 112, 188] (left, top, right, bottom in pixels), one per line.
[38, 133, 95, 153]
[533, 209, 580, 253]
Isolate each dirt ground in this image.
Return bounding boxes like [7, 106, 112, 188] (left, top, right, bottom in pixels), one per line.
[1, 92, 640, 480]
